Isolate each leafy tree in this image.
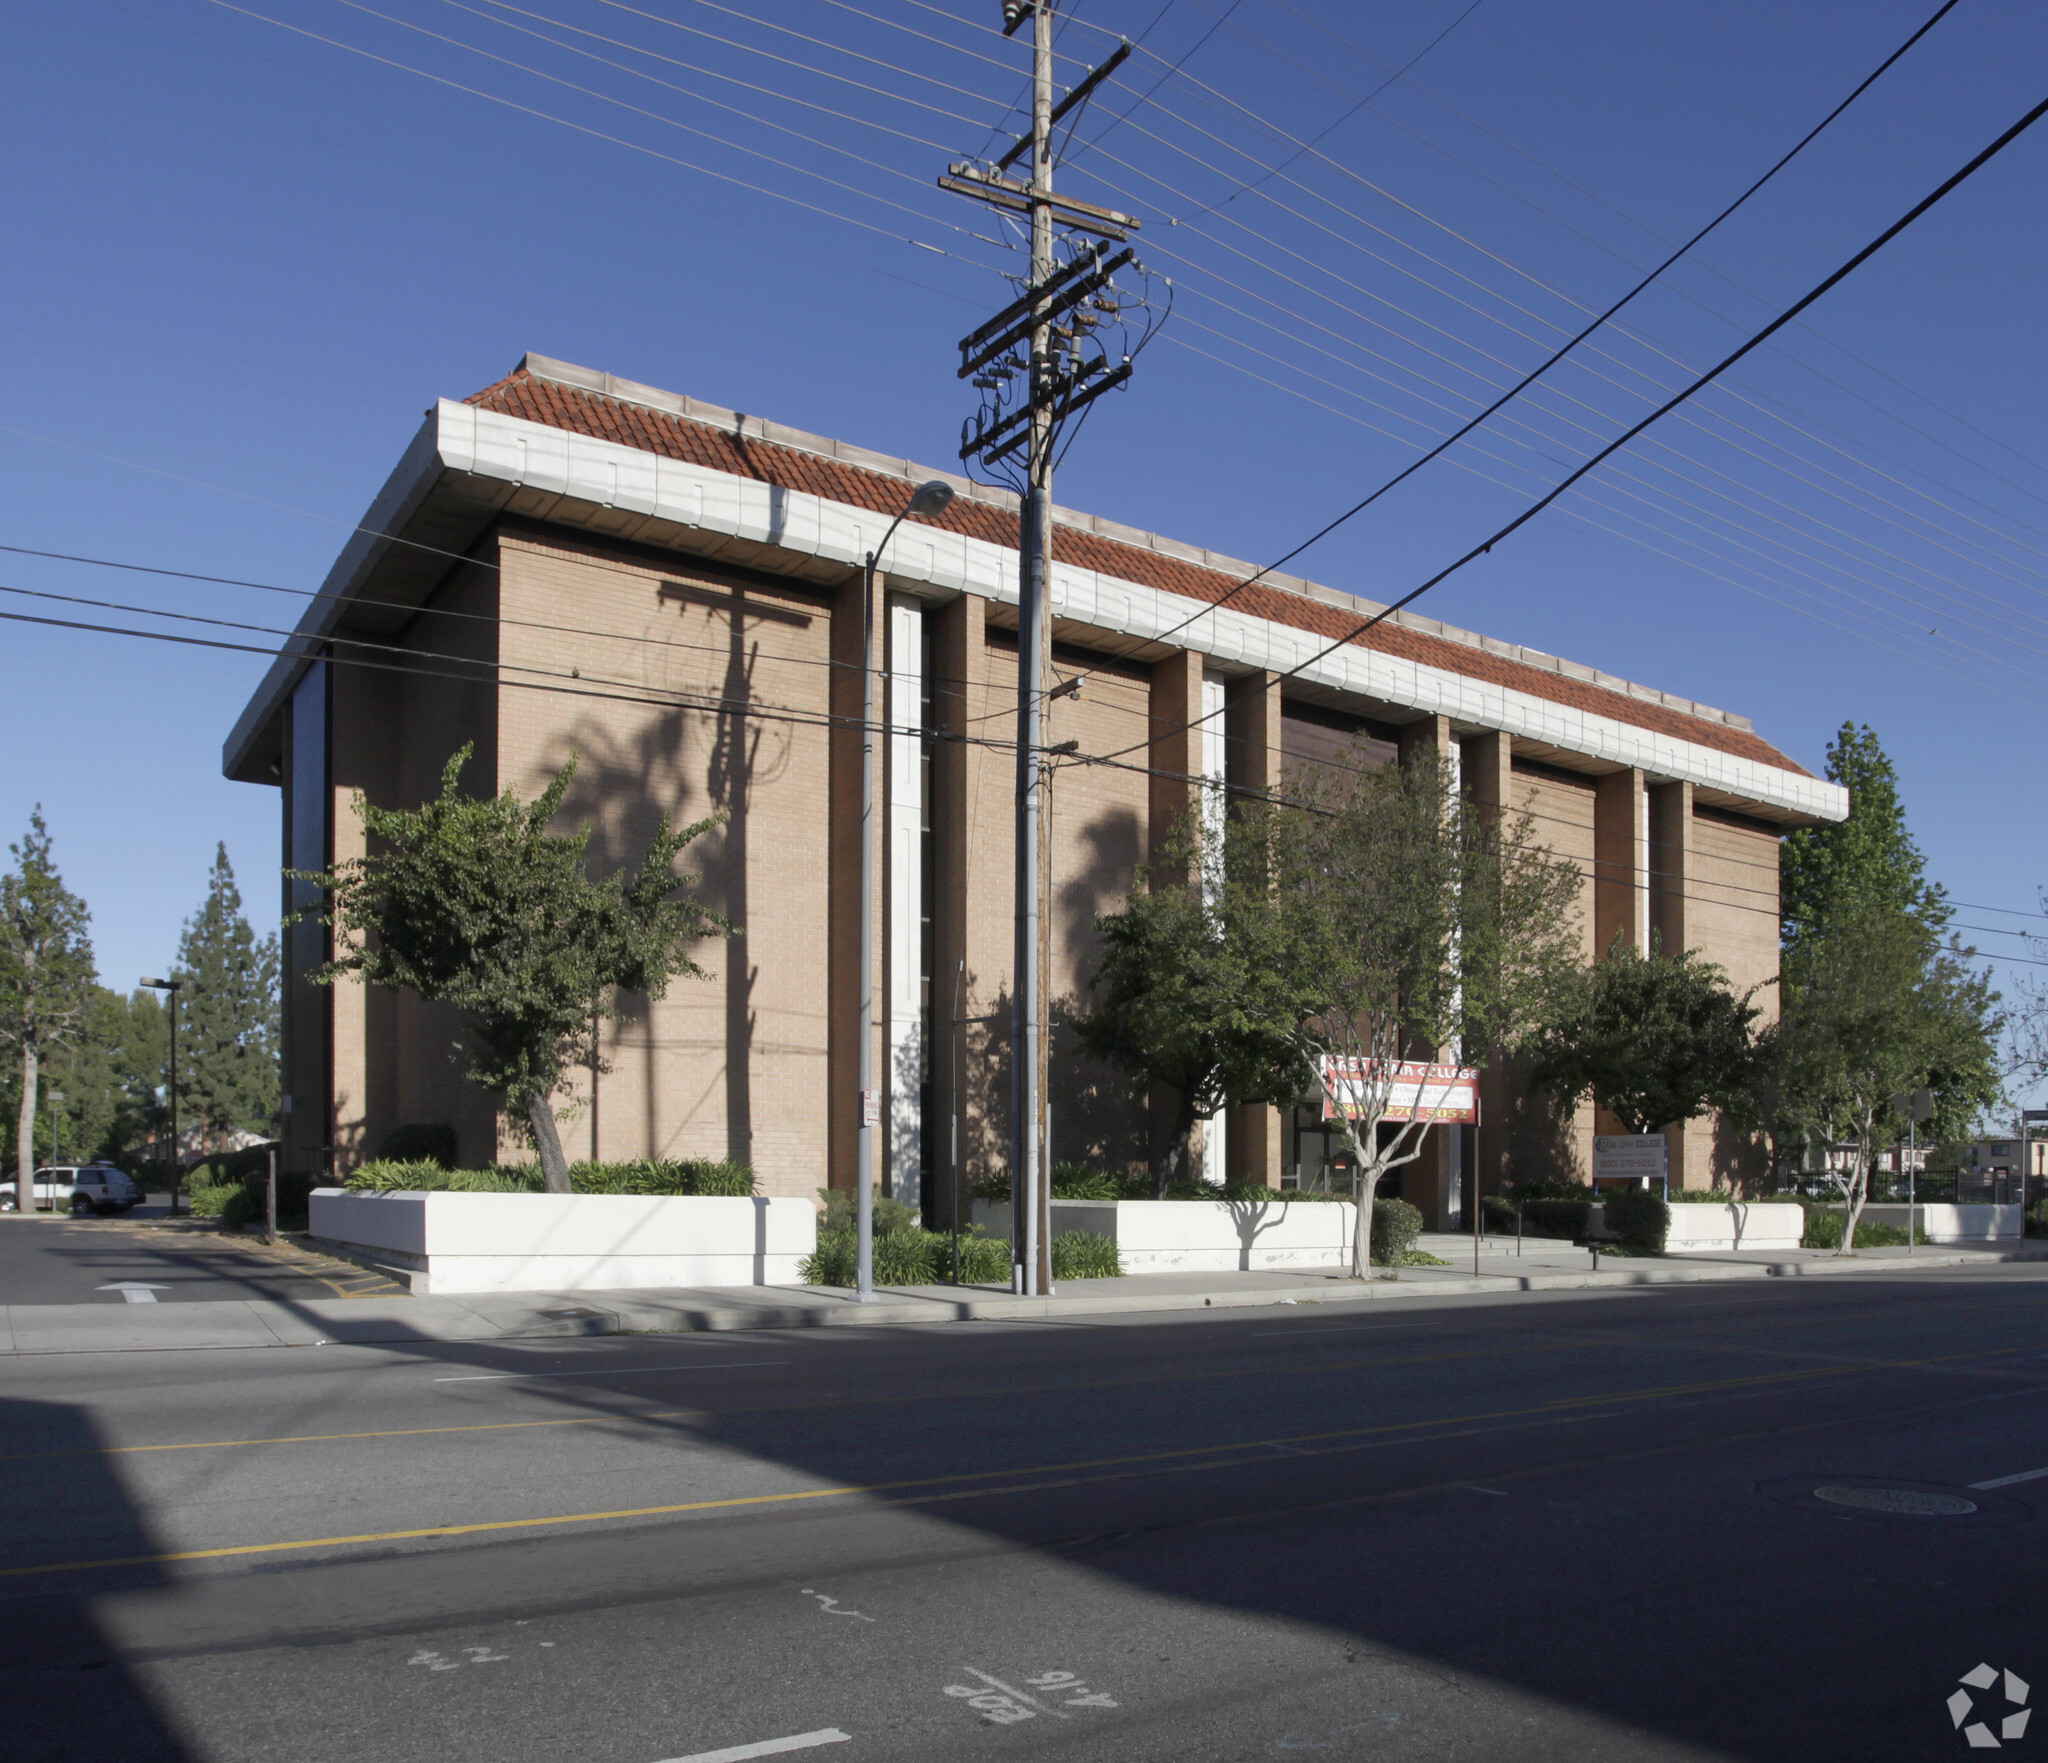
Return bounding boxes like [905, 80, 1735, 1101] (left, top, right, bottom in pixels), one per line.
[0, 811, 98, 1209]
[1525, 938, 1759, 1136]
[1077, 827, 1315, 1195]
[172, 845, 279, 1145]
[1781, 723, 1949, 958]
[1758, 912, 2000, 1251]
[300, 747, 727, 1191]
[1207, 752, 1581, 1274]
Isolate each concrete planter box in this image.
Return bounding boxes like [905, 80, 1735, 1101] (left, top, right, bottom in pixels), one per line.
[308, 1189, 816, 1294]
[1655, 1202, 1806, 1253]
[971, 1196, 1355, 1273]
[1857, 1202, 2020, 1244]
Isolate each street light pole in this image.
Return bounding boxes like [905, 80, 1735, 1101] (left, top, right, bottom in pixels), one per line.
[141, 977, 183, 1213]
[856, 480, 956, 1302]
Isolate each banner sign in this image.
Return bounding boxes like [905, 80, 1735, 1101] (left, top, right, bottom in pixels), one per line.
[1593, 1134, 1668, 1186]
[1321, 1058, 1480, 1125]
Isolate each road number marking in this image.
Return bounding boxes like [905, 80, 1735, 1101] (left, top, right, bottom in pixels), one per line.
[944, 1665, 1119, 1724]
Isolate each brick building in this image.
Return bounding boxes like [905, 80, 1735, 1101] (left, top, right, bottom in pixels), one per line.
[223, 355, 1847, 1226]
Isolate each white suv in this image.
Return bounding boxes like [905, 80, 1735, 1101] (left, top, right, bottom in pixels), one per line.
[0, 1165, 143, 1215]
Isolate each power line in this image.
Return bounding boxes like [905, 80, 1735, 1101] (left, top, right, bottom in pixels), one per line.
[1112, 0, 1963, 655]
[1087, 84, 2048, 769]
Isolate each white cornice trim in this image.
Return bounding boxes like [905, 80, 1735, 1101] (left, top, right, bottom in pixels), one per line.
[437, 401, 1844, 822]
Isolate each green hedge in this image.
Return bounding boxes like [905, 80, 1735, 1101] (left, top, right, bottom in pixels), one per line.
[1794, 1205, 1910, 1249]
[377, 1123, 458, 1168]
[1051, 1230, 1123, 1279]
[802, 1225, 1016, 1286]
[342, 1158, 756, 1197]
[973, 1166, 1346, 1204]
[1602, 1189, 1670, 1254]
[1369, 1197, 1423, 1265]
[1519, 1197, 1595, 1239]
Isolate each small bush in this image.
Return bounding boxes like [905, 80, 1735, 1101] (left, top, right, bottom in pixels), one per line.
[1509, 1180, 1595, 1203]
[1798, 1207, 1911, 1250]
[571, 1158, 758, 1196]
[818, 1188, 919, 1235]
[1051, 1230, 1122, 1279]
[1602, 1189, 1670, 1254]
[2027, 1200, 2048, 1239]
[1667, 1188, 1742, 1204]
[1480, 1195, 1521, 1233]
[378, 1123, 457, 1168]
[220, 1170, 317, 1233]
[341, 1159, 756, 1197]
[186, 1181, 237, 1218]
[1519, 1198, 1594, 1239]
[1369, 1197, 1423, 1265]
[801, 1223, 1010, 1286]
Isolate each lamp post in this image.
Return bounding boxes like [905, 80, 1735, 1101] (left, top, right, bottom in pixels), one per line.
[141, 977, 183, 1214]
[856, 479, 956, 1301]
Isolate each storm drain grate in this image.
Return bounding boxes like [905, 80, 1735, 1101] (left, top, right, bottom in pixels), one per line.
[1814, 1485, 1977, 1516]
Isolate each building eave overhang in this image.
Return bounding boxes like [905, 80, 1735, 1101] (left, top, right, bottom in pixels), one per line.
[224, 392, 1849, 828]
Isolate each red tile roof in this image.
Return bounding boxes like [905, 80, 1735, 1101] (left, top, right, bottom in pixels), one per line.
[465, 368, 1809, 777]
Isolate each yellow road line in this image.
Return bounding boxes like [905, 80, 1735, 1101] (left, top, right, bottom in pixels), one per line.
[2, 1347, 2025, 1582]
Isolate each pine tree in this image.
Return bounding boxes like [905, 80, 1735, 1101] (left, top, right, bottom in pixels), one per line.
[0, 810, 98, 1208]
[173, 845, 279, 1145]
[1781, 723, 1950, 956]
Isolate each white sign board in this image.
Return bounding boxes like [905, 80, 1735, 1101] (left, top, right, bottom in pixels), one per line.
[1593, 1134, 1667, 1187]
[1320, 1058, 1480, 1124]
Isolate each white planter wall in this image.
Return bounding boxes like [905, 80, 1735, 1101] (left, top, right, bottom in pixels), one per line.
[309, 1190, 816, 1293]
[971, 1196, 1355, 1273]
[1857, 1202, 2019, 1243]
[1658, 1203, 1806, 1253]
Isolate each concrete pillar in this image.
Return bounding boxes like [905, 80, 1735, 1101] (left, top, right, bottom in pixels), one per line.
[1147, 648, 1204, 1174]
[1649, 779, 1701, 1189]
[1465, 732, 1513, 1207]
[1398, 713, 1461, 1229]
[1594, 768, 1648, 957]
[1225, 671, 1285, 1188]
[827, 563, 884, 1194]
[928, 593, 983, 1227]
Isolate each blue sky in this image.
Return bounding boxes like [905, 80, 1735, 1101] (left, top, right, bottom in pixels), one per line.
[5, 0, 2045, 1081]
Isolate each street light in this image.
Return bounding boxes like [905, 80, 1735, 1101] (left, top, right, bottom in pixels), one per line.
[856, 478, 955, 1302]
[140, 976, 183, 1213]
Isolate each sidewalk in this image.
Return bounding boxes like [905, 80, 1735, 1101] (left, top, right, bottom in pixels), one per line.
[0, 1236, 2040, 1355]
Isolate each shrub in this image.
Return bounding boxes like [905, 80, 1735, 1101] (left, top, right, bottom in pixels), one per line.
[340, 1159, 756, 1197]
[1667, 1188, 1743, 1204]
[186, 1181, 237, 1218]
[2028, 1200, 2048, 1240]
[1519, 1198, 1594, 1240]
[1798, 1207, 1910, 1250]
[801, 1224, 1011, 1286]
[1509, 1180, 1595, 1203]
[1602, 1189, 1670, 1254]
[1369, 1197, 1423, 1265]
[220, 1170, 318, 1233]
[1051, 1230, 1122, 1279]
[378, 1123, 458, 1168]
[818, 1188, 919, 1235]
[1479, 1195, 1521, 1233]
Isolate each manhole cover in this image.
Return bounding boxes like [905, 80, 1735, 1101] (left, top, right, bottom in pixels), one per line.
[1759, 1475, 2031, 1527]
[1814, 1485, 1977, 1516]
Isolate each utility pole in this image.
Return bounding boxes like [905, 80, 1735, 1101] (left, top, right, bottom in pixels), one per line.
[944, 3, 1149, 1297]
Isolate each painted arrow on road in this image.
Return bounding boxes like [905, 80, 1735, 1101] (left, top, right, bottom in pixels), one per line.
[96, 1284, 171, 1304]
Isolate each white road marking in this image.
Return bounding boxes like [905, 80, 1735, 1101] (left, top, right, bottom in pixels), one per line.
[652, 1731, 850, 1763]
[799, 1589, 874, 1622]
[1460, 1485, 1509, 1496]
[964, 1666, 1069, 1719]
[1970, 1466, 2048, 1489]
[433, 1361, 790, 1383]
[97, 1283, 170, 1304]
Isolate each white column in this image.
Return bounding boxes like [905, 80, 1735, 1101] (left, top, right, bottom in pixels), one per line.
[886, 597, 926, 1210]
[1200, 670, 1228, 1186]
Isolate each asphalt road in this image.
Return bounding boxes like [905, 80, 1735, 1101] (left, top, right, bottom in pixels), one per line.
[3, 1264, 2044, 1761]
[0, 1211, 372, 1304]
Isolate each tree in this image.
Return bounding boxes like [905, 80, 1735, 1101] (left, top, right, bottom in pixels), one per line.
[1077, 826, 1315, 1195]
[301, 747, 727, 1191]
[0, 810, 98, 1210]
[1761, 911, 2000, 1252]
[1781, 723, 1949, 959]
[1217, 752, 1581, 1274]
[173, 845, 279, 1146]
[1525, 938, 1759, 1137]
